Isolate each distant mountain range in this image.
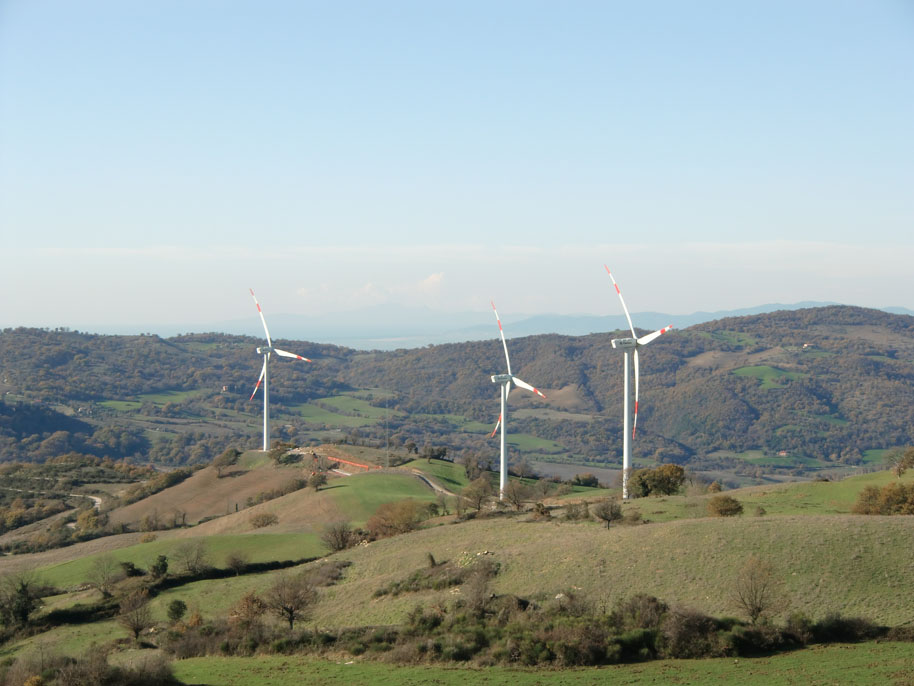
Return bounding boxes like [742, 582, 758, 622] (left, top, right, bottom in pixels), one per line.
[90, 302, 914, 350]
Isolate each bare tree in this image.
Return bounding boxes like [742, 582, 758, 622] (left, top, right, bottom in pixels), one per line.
[731, 555, 786, 624]
[88, 555, 121, 598]
[117, 590, 153, 640]
[174, 540, 210, 575]
[502, 480, 531, 511]
[461, 477, 492, 512]
[265, 573, 317, 631]
[320, 521, 353, 552]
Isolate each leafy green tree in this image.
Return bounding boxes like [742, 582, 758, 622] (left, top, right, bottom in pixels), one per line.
[166, 599, 187, 623]
[308, 472, 328, 491]
[0, 573, 43, 627]
[149, 555, 168, 580]
[213, 447, 241, 477]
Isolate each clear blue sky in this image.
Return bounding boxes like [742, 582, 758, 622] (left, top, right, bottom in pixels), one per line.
[1, 1, 912, 331]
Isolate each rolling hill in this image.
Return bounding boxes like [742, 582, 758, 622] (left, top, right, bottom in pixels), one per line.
[2, 305, 914, 480]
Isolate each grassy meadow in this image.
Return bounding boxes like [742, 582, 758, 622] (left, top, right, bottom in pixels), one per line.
[171, 642, 914, 686]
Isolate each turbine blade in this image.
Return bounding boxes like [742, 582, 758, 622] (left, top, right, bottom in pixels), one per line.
[512, 376, 546, 399]
[637, 325, 673, 346]
[604, 265, 636, 338]
[249, 288, 273, 346]
[274, 348, 312, 362]
[632, 349, 639, 439]
[491, 300, 512, 375]
[489, 414, 501, 438]
[249, 360, 266, 401]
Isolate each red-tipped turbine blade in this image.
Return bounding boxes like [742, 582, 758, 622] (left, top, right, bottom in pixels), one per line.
[637, 325, 673, 346]
[274, 348, 312, 362]
[632, 349, 639, 439]
[604, 265, 636, 338]
[491, 300, 512, 375]
[512, 376, 546, 399]
[249, 360, 266, 401]
[249, 289, 273, 346]
[489, 415, 501, 438]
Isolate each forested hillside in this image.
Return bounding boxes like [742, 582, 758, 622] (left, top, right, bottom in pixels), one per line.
[2, 306, 913, 476]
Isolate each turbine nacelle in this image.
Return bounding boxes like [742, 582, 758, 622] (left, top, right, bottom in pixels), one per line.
[491, 373, 513, 384]
[611, 338, 637, 350]
[256, 346, 274, 355]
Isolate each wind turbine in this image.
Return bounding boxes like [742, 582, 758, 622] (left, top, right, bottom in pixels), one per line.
[604, 266, 673, 499]
[248, 289, 312, 451]
[488, 301, 546, 500]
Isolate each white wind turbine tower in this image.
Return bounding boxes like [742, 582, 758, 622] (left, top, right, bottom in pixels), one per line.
[488, 301, 546, 500]
[248, 289, 312, 451]
[604, 266, 673, 499]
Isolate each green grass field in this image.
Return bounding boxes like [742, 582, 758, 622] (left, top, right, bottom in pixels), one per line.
[732, 365, 807, 389]
[405, 458, 471, 491]
[99, 400, 143, 411]
[171, 642, 914, 686]
[33, 533, 323, 589]
[323, 472, 438, 526]
[289, 402, 376, 427]
[319, 394, 401, 420]
[618, 468, 913, 524]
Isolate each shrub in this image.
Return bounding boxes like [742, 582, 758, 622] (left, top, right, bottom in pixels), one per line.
[249, 512, 279, 529]
[610, 594, 668, 631]
[707, 494, 743, 517]
[811, 613, 882, 643]
[614, 628, 659, 661]
[225, 551, 249, 576]
[784, 612, 814, 644]
[852, 482, 914, 515]
[562, 502, 589, 521]
[659, 608, 727, 659]
[366, 500, 424, 539]
[149, 555, 168, 580]
[572, 473, 599, 487]
[722, 623, 786, 656]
